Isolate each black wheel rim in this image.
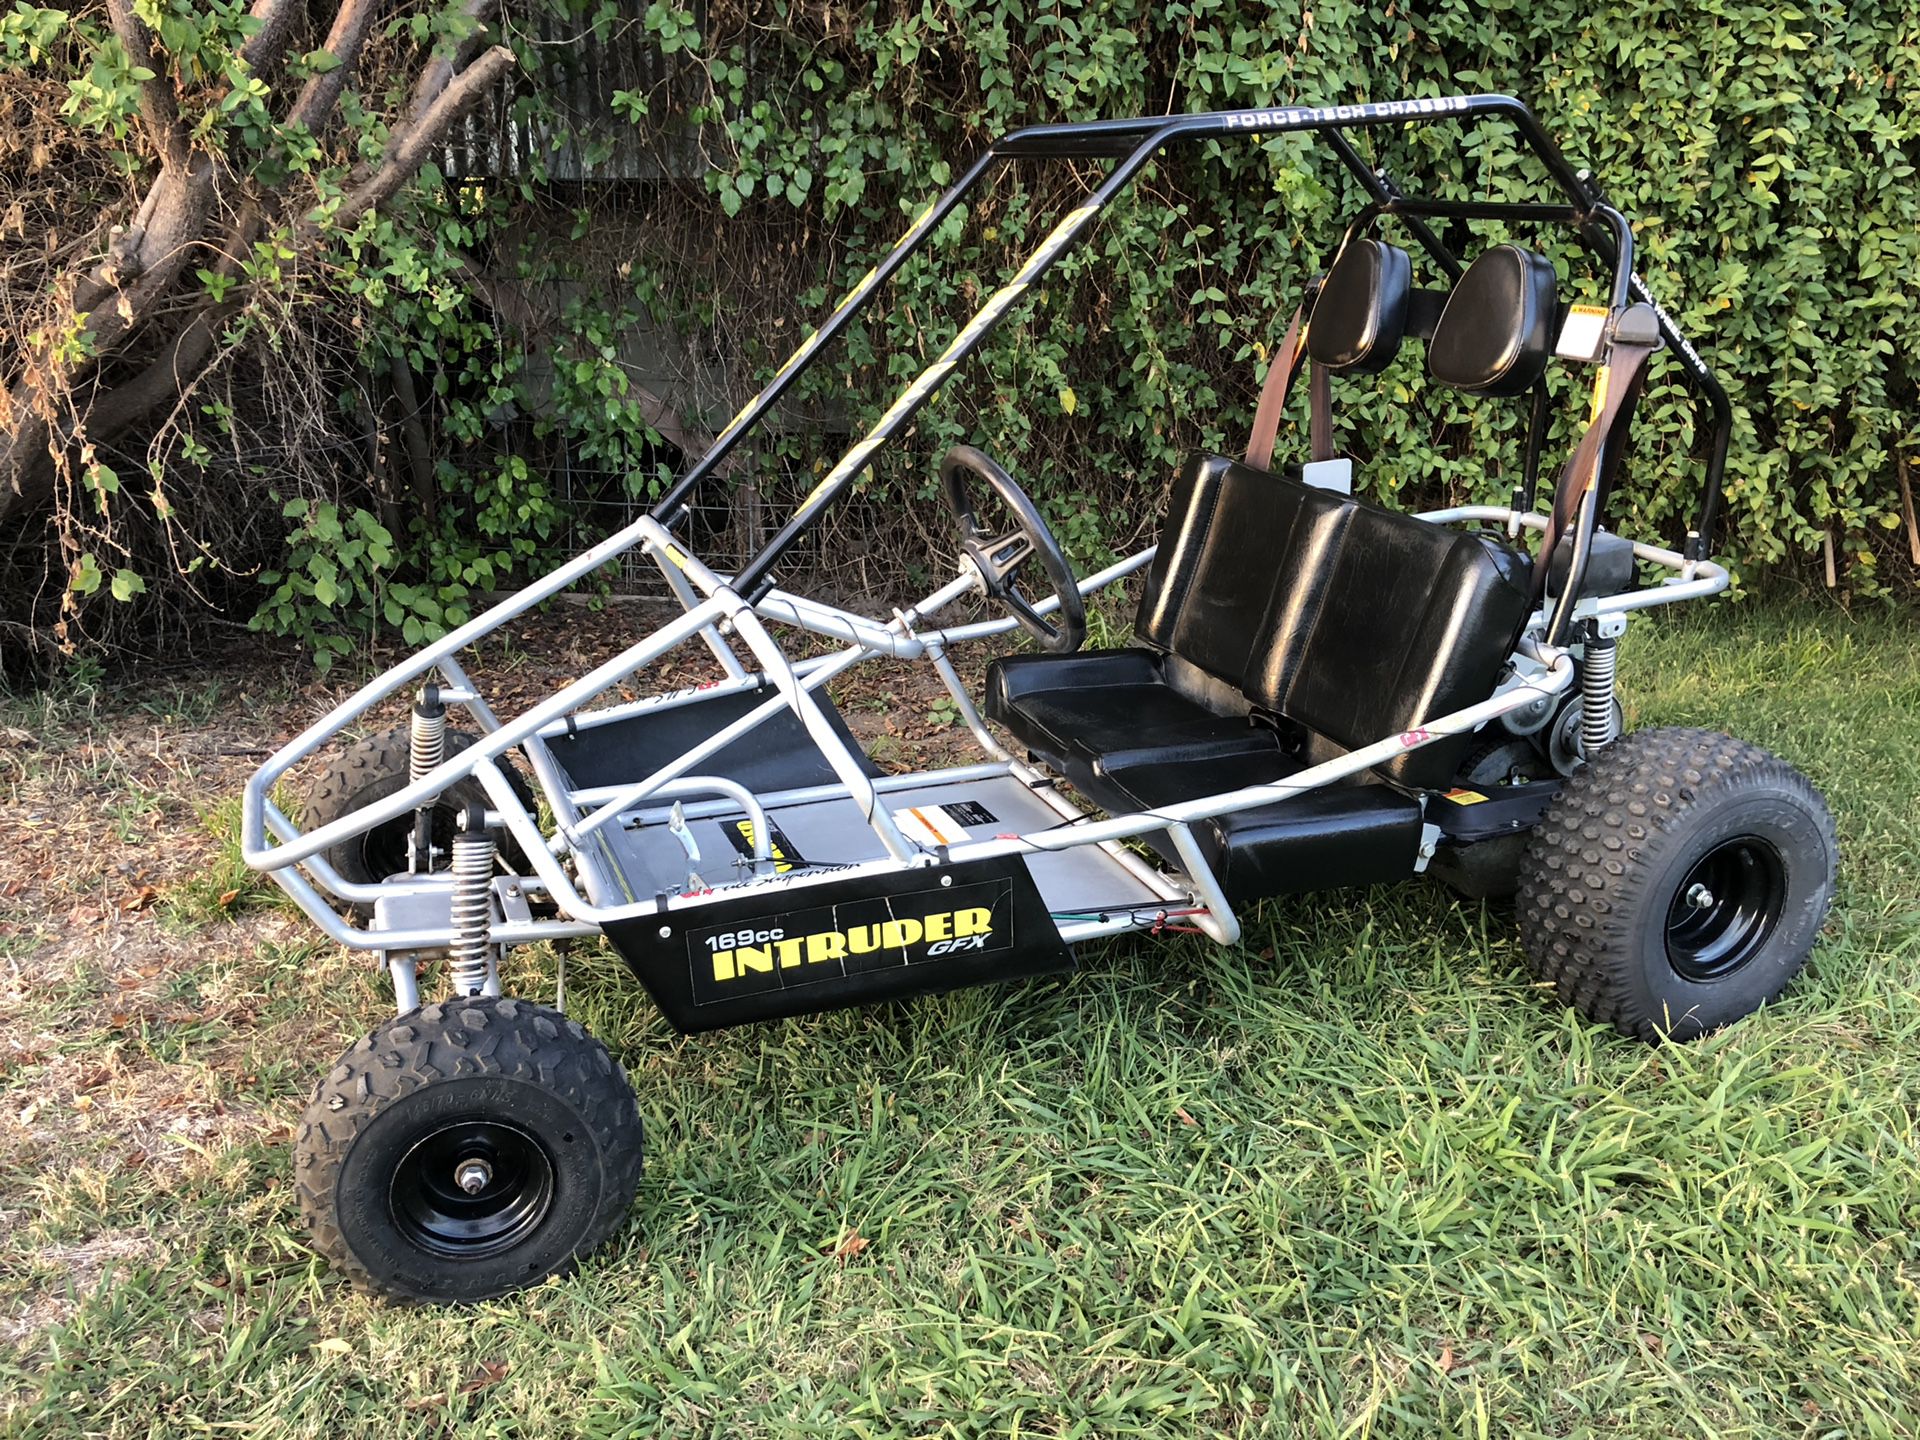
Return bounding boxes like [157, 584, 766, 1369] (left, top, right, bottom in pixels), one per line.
[1664, 837, 1787, 982]
[390, 1119, 556, 1259]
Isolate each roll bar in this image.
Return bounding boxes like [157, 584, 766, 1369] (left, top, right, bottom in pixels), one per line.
[645, 94, 1734, 607]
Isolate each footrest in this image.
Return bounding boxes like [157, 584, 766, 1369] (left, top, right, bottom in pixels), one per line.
[546, 683, 879, 795]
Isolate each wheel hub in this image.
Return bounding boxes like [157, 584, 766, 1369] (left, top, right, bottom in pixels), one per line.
[1665, 837, 1787, 982]
[390, 1119, 555, 1259]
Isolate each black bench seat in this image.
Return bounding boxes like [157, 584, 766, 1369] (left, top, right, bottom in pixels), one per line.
[985, 454, 1531, 904]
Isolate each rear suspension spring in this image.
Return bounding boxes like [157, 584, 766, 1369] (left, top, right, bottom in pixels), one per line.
[1580, 628, 1620, 756]
[447, 806, 497, 998]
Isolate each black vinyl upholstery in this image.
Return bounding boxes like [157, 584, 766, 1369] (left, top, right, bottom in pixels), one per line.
[1126, 455, 1532, 788]
[982, 648, 1274, 780]
[1306, 238, 1412, 374]
[982, 238, 1557, 904]
[985, 456, 1532, 902]
[1427, 244, 1559, 396]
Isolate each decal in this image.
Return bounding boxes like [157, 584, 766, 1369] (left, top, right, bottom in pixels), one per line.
[1222, 97, 1470, 130]
[687, 878, 1015, 1005]
[1443, 788, 1489, 805]
[722, 819, 808, 874]
[895, 804, 974, 848]
[942, 799, 998, 827]
[1555, 304, 1609, 362]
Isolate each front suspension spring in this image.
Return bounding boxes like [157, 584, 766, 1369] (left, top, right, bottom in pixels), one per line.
[447, 809, 496, 998]
[407, 686, 447, 873]
[409, 688, 446, 782]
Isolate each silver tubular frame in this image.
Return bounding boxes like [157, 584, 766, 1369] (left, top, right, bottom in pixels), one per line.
[241, 95, 1736, 980]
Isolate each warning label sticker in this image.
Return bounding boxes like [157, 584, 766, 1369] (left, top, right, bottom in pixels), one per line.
[894, 803, 984, 849]
[943, 799, 998, 827]
[1556, 304, 1609, 362]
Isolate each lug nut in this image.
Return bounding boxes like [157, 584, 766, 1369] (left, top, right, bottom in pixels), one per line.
[1686, 883, 1714, 910]
[454, 1158, 493, 1194]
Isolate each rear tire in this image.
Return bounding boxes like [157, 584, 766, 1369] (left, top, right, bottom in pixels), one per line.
[294, 997, 643, 1303]
[1515, 726, 1837, 1041]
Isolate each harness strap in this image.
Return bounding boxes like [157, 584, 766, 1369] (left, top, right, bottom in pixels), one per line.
[1532, 315, 1661, 600]
[1246, 284, 1335, 473]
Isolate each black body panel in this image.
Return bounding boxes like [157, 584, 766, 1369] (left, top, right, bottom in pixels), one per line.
[1547, 528, 1638, 601]
[1429, 778, 1561, 843]
[604, 857, 1071, 1032]
[1094, 749, 1424, 900]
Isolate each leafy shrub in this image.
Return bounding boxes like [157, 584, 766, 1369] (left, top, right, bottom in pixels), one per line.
[7, 0, 1914, 667]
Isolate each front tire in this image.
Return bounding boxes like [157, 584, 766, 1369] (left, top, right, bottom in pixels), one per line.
[294, 997, 643, 1303]
[1515, 727, 1837, 1042]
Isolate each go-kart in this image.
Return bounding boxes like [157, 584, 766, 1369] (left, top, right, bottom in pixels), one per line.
[245, 94, 1838, 1302]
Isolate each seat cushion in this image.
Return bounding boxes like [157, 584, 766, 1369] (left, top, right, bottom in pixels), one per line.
[987, 651, 1424, 905]
[1274, 502, 1532, 789]
[984, 649, 1275, 780]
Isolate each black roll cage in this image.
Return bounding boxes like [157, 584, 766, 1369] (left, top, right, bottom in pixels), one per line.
[645, 94, 1734, 613]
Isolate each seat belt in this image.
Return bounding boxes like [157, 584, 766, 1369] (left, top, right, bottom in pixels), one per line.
[1245, 287, 1334, 473]
[1532, 305, 1662, 601]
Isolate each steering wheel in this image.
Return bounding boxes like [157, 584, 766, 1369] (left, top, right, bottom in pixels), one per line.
[940, 444, 1086, 655]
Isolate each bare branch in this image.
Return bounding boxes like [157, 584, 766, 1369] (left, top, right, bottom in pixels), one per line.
[238, 0, 302, 77]
[286, 0, 384, 132]
[58, 206, 263, 445]
[106, 0, 187, 170]
[324, 44, 514, 231]
[74, 303, 235, 445]
[409, 0, 500, 117]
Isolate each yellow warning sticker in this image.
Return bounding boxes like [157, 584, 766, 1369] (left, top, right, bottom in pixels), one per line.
[1443, 788, 1489, 805]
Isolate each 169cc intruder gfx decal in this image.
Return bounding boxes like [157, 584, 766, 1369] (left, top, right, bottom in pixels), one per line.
[246, 94, 1837, 1303]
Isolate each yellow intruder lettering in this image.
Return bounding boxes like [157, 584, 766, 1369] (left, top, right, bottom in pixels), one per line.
[709, 907, 994, 982]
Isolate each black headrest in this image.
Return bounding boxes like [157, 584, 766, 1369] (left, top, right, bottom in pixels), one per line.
[1307, 238, 1411, 374]
[1428, 245, 1558, 396]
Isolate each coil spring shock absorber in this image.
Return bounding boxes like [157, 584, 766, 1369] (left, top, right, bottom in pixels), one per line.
[447, 803, 498, 998]
[1580, 618, 1623, 756]
[407, 685, 446, 873]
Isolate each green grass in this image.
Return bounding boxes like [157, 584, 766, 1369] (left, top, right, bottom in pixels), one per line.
[4, 600, 1920, 1437]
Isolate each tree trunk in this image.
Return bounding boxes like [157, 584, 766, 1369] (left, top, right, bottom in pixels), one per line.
[0, 1, 514, 534]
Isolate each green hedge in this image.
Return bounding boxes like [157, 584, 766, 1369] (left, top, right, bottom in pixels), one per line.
[637, 0, 1916, 593]
[12, 0, 1916, 662]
